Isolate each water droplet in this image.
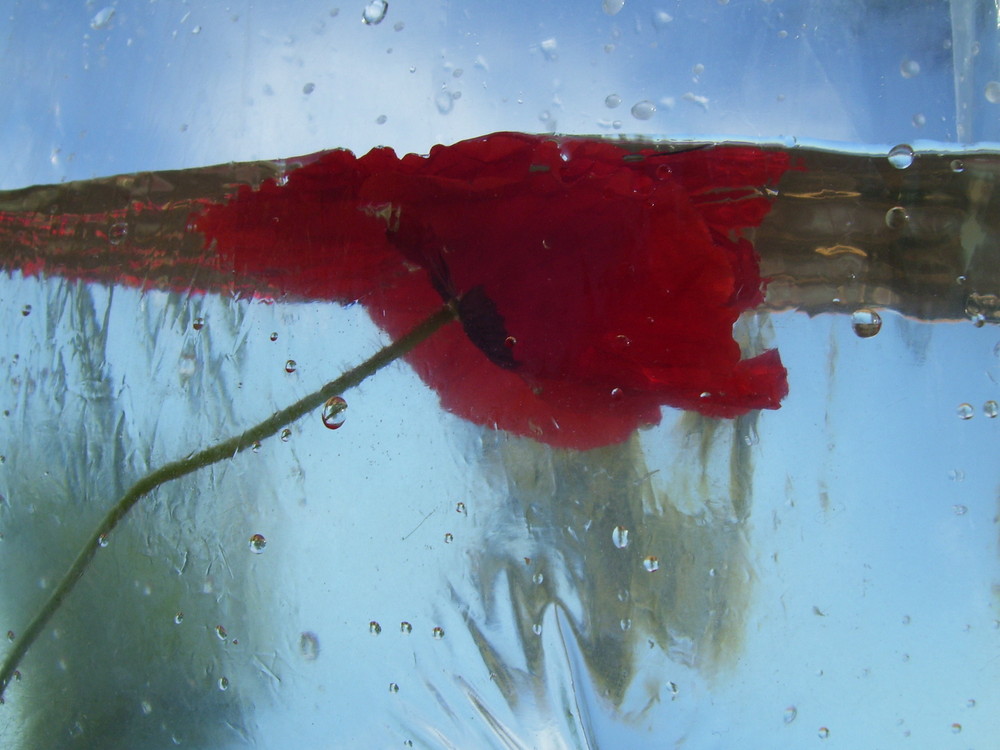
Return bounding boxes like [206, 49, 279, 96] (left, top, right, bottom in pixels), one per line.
[280, 428, 292, 442]
[284, 359, 297, 374]
[950, 159, 965, 173]
[173, 612, 184, 625]
[192, 317, 205, 331]
[299, 631, 320, 660]
[362, 0, 388, 25]
[953, 504, 968, 516]
[956, 403, 974, 420]
[612, 525, 630, 549]
[532, 572, 544, 585]
[321, 396, 347, 429]
[851, 309, 882, 338]
[605, 93, 622, 108]
[455, 501, 467, 514]
[21, 304, 31, 317]
[884, 206, 908, 229]
[97, 533, 110, 548]
[218, 677, 229, 691]
[443, 532, 454, 544]
[400, 621, 412, 634]
[643, 555, 660, 572]
[248, 533, 267, 553]
[108, 221, 128, 245]
[432, 626, 445, 640]
[783, 706, 798, 724]
[269, 331, 278, 342]
[389, 682, 400, 693]
[90, 7, 115, 30]
[899, 58, 920, 78]
[818, 727, 830, 739]
[985, 80, 1000, 104]
[887, 144, 915, 169]
[369, 621, 382, 635]
[951, 722, 962, 734]
[302, 82, 315, 95]
[983, 400, 998, 418]
[631, 100, 656, 120]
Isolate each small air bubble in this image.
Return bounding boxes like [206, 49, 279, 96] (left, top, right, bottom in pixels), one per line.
[21, 305, 31, 317]
[818, 727, 830, 739]
[612, 526, 630, 549]
[109, 222, 128, 245]
[610, 387, 624, 400]
[950, 722, 962, 734]
[985, 81, 1000, 104]
[302, 82, 315, 95]
[90, 7, 115, 30]
[269, 332, 278, 341]
[620, 618, 631, 631]
[504, 336, 517, 348]
[783, 706, 797, 724]
[400, 621, 412, 634]
[432, 626, 445, 640]
[950, 159, 965, 173]
[631, 100, 656, 120]
[956, 403, 974, 420]
[192, 317, 205, 331]
[884, 206, 908, 229]
[605, 94, 622, 109]
[248, 533, 267, 553]
[434, 90, 454, 114]
[173, 612, 184, 625]
[280, 428, 292, 442]
[444, 532, 454, 544]
[532, 623, 543, 635]
[455, 502, 467, 514]
[369, 621, 382, 635]
[321, 396, 348, 430]
[984, 400, 998, 418]
[97, 534, 110, 548]
[299, 631, 320, 660]
[140, 699, 153, 715]
[532, 572, 544, 585]
[251, 440, 261, 453]
[887, 144, 915, 169]
[911, 113, 926, 128]
[284, 359, 297, 373]
[602, 0, 625, 14]
[953, 504, 968, 516]
[389, 682, 400, 693]
[375, 114, 387, 125]
[362, 0, 388, 25]
[899, 58, 920, 78]
[643, 555, 660, 572]
[5, 631, 14, 642]
[218, 677, 229, 691]
[966, 698, 976, 708]
[851, 309, 882, 338]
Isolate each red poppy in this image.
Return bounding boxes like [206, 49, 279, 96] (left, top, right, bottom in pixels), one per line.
[195, 132, 793, 449]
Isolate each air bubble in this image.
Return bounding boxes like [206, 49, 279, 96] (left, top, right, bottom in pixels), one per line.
[610, 387, 623, 400]
[321, 396, 348, 429]
[605, 94, 622, 109]
[284, 359, 297, 373]
[444, 532, 454, 544]
[612, 525, 630, 549]
[400, 621, 412, 634]
[884, 206, 908, 229]
[631, 100, 656, 120]
[302, 82, 315, 95]
[956, 403, 974, 420]
[953, 504, 968, 516]
[5, 631, 13, 642]
[109, 222, 128, 245]
[173, 612, 184, 625]
[643, 555, 660, 572]
[887, 144, 914, 169]
[434, 90, 454, 114]
[369, 621, 382, 635]
[432, 626, 445, 639]
[985, 81, 1000, 104]
[389, 682, 400, 693]
[504, 336, 517, 349]
[951, 722, 962, 734]
[192, 317, 205, 331]
[215, 625, 228, 640]
[362, 0, 388, 25]
[532, 572, 544, 585]
[899, 58, 920, 78]
[984, 400, 998, 418]
[269, 332, 278, 342]
[280, 428, 291, 442]
[248, 533, 267, 553]
[851, 309, 882, 338]
[455, 501, 467, 514]
[950, 159, 965, 173]
[818, 727, 830, 739]
[90, 7, 115, 30]
[619, 618, 631, 631]
[783, 706, 798, 724]
[602, 0, 625, 15]
[218, 677, 229, 691]
[299, 631, 320, 659]
[21, 305, 31, 317]
[97, 533, 110, 548]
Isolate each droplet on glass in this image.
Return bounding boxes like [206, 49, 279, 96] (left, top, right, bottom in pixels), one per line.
[284, 359, 297, 374]
[631, 100, 656, 120]
[218, 677, 229, 691]
[248, 533, 267, 553]
[215, 625, 228, 640]
[884, 206, 908, 229]
[173, 612, 184, 625]
[818, 727, 830, 739]
[956, 403, 974, 420]
[280, 428, 292, 442]
[369, 621, 382, 635]
[192, 317, 205, 331]
[950, 159, 965, 173]
[899, 58, 920, 78]
[983, 400, 998, 418]
[362, 0, 388, 25]
[302, 82, 315, 95]
[851, 309, 882, 338]
[783, 706, 798, 724]
[605, 93, 622, 109]
[985, 80, 1000, 104]
[298, 631, 320, 660]
[887, 144, 915, 169]
[432, 626, 445, 640]
[400, 621, 412, 634]
[611, 525, 630, 549]
[643, 555, 660, 572]
[90, 7, 115, 30]
[321, 396, 348, 429]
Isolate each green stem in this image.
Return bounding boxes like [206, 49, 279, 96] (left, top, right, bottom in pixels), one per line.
[0, 299, 459, 698]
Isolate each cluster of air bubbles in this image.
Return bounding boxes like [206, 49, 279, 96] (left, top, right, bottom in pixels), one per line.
[362, 0, 388, 26]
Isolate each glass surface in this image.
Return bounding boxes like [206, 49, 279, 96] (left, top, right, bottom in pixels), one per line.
[1, 2, 998, 748]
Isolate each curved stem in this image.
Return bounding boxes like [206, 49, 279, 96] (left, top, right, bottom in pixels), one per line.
[0, 300, 459, 698]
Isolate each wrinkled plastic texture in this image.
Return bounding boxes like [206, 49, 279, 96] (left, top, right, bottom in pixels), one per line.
[1, 2, 998, 748]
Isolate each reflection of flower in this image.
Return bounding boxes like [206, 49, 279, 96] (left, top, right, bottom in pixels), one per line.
[197, 133, 794, 449]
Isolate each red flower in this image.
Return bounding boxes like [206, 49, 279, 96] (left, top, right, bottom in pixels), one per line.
[196, 132, 794, 449]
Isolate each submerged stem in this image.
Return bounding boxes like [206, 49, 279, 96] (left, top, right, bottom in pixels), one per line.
[0, 299, 459, 699]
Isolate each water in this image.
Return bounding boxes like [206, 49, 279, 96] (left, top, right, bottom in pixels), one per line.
[0, 136, 997, 747]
